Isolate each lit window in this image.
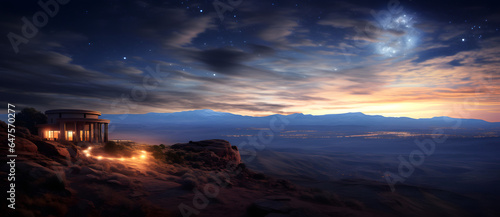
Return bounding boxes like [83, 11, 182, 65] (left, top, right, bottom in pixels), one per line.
[67, 131, 73, 141]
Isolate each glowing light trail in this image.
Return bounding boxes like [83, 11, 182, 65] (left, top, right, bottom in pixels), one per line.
[82, 146, 149, 161]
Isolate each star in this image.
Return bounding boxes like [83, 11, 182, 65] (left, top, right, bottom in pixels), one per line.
[123, 57, 127, 60]
[375, 13, 419, 57]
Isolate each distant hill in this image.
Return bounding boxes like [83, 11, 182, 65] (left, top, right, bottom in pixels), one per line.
[102, 109, 500, 129]
[101, 110, 500, 144]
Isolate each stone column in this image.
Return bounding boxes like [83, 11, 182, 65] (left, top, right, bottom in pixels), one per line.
[86, 122, 90, 142]
[80, 122, 84, 141]
[89, 123, 94, 143]
[99, 123, 102, 142]
[104, 123, 108, 142]
[82, 122, 86, 141]
[94, 123, 99, 143]
[60, 121, 66, 141]
[74, 122, 80, 142]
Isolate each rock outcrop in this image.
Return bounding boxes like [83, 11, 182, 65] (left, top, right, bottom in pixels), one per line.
[171, 139, 241, 165]
[0, 120, 374, 217]
[34, 140, 71, 160]
[0, 132, 38, 153]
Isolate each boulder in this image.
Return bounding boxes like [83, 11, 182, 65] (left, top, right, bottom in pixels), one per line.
[107, 172, 132, 186]
[80, 166, 102, 176]
[16, 161, 66, 190]
[15, 137, 38, 153]
[0, 132, 37, 153]
[66, 146, 80, 158]
[107, 180, 123, 185]
[34, 140, 71, 160]
[16, 161, 55, 180]
[16, 126, 31, 138]
[86, 174, 101, 181]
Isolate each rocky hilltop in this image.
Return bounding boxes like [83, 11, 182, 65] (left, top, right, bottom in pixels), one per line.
[0, 121, 375, 217]
[171, 139, 241, 165]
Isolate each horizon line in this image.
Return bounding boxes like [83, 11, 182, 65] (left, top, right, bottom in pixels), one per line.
[99, 109, 499, 123]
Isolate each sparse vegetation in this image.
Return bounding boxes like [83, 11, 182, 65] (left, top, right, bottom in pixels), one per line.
[149, 145, 165, 160]
[16, 107, 47, 135]
[165, 149, 185, 164]
[103, 141, 133, 157]
[104, 141, 122, 153]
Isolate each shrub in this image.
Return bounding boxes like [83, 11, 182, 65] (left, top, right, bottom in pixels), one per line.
[165, 150, 184, 164]
[149, 145, 165, 160]
[103, 141, 129, 156]
[16, 107, 47, 135]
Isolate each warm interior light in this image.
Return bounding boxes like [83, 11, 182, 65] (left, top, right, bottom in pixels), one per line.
[67, 131, 73, 141]
[44, 130, 60, 140]
[97, 156, 103, 160]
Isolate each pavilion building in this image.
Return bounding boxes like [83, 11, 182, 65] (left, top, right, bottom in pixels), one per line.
[37, 109, 110, 142]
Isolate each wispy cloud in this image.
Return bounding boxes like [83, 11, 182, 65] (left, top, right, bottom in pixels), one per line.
[0, 0, 499, 121]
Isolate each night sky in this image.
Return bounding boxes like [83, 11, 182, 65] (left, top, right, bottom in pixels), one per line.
[1, 0, 499, 121]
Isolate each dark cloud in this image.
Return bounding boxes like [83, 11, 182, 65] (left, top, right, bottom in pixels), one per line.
[248, 44, 276, 56]
[189, 46, 280, 78]
[193, 47, 252, 74]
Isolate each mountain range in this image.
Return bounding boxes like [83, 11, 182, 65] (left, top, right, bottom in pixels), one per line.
[102, 109, 500, 129]
[101, 109, 500, 145]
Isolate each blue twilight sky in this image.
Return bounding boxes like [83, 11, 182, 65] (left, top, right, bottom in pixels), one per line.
[1, 0, 499, 121]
